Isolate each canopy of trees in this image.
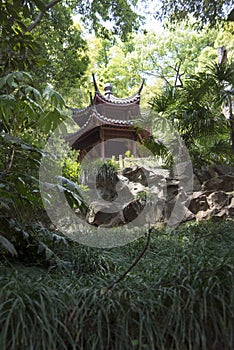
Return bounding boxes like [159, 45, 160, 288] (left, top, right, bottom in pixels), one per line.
[151, 0, 234, 27]
[0, 2, 234, 349]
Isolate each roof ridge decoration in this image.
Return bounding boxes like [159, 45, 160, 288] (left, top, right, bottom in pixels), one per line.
[92, 73, 145, 104]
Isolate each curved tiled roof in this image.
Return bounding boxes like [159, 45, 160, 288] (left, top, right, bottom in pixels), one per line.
[65, 110, 136, 146]
[65, 75, 145, 148]
[71, 100, 140, 127]
[68, 76, 144, 128]
[71, 104, 92, 113]
[71, 105, 94, 126]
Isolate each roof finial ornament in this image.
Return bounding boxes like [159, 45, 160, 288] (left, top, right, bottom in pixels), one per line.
[104, 82, 113, 99]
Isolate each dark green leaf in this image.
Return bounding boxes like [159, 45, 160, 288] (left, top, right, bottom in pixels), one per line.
[34, 0, 46, 12]
[0, 235, 17, 256]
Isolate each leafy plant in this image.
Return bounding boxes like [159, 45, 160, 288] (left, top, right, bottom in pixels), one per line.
[151, 61, 234, 166]
[0, 71, 87, 264]
[62, 149, 81, 183]
[0, 221, 233, 349]
[97, 160, 119, 184]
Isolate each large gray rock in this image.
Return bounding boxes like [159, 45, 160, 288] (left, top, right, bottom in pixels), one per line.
[144, 199, 165, 224]
[210, 209, 228, 222]
[147, 173, 166, 187]
[83, 163, 234, 228]
[189, 191, 209, 214]
[122, 166, 148, 186]
[193, 173, 202, 191]
[196, 207, 229, 222]
[127, 182, 148, 197]
[166, 179, 179, 202]
[213, 164, 234, 176]
[195, 165, 219, 184]
[202, 175, 234, 192]
[86, 201, 122, 226]
[115, 176, 133, 202]
[196, 209, 215, 221]
[164, 200, 195, 227]
[227, 197, 234, 217]
[123, 198, 146, 223]
[206, 191, 230, 209]
[171, 161, 192, 179]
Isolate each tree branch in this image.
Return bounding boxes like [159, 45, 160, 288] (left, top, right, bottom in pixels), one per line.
[26, 0, 62, 32]
[102, 228, 152, 294]
[168, 62, 185, 88]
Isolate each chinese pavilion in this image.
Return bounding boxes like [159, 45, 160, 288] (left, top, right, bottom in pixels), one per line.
[65, 74, 150, 160]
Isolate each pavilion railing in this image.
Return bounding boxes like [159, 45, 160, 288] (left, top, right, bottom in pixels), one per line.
[109, 155, 169, 175]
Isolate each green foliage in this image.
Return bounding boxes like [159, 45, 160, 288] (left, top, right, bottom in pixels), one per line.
[0, 133, 88, 264]
[86, 23, 229, 108]
[0, 0, 142, 101]
[57, 176, 88, 215]
[80, 158, 119, 183]
[0, 72, 41, 135]
[0, 72, 68, 137]
[0, 235, 17, 256]
[0, 70, 88, 263]
[0, 133, 46, 263]
[80, 0, 142, 40]
[151, 61, 234, 166]
[0, 221, 233, 349]
[0, 1, 39, 73]
[33, 5, 90, 95]
[153, 0, 233, 28]
[97, 160, 119, 184]
[62, 150, 80, 183]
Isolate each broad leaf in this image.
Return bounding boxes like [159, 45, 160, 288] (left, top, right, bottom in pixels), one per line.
[0, 235, 17, 256]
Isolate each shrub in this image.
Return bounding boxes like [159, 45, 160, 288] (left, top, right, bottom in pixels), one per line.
[0, 221, 233, 349]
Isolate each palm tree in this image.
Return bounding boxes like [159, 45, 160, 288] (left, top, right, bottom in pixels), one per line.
[151, 60, 234, 166]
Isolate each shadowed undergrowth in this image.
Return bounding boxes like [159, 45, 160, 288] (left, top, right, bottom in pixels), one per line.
[0, 221, 233, 350]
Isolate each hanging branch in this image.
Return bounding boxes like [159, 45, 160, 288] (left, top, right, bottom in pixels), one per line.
[26, 0, 62, 32]
[102, 227, 152, 294]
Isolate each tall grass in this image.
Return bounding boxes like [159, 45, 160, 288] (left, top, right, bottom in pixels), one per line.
[0, 221, 233, 349]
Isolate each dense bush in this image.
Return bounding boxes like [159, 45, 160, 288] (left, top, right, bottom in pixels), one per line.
[0, 221, 233, 349]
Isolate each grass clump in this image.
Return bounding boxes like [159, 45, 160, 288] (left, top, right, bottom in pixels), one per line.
[0, 220, 233, 349]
